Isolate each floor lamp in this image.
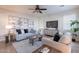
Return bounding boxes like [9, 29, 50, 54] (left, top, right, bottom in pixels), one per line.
[6, 25, 12, 42]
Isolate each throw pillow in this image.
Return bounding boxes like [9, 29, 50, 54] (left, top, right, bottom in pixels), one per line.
[24, 29, 28, 33]
[53, 32, 60, 42]
[16, 29, 22, 34]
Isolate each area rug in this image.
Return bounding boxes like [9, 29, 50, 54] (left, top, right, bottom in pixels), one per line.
[12, 39, 43, 53]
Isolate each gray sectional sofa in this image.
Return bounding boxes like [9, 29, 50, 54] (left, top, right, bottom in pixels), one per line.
[15, 29, 39, 41]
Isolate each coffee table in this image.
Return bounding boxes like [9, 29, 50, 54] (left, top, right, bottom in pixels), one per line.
[29, 34, 42, 46]
[32, 44, 61, 53]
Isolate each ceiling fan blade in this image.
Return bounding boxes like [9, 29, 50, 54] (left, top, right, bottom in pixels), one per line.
[39, 10, 42, 13]
[39, 8, 47, 10]
[29, 5, 47, 13]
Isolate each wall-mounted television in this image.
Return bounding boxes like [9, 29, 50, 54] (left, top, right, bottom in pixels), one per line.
[46, 21, 58, 28]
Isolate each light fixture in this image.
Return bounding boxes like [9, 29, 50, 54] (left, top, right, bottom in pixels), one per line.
[6, 25, 12, 29]
[6, 25, 13, 33]
[6, 25, 13, 42]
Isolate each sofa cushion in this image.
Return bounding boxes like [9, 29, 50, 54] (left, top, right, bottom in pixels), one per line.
[30, 29, 36, 33]
[59, 35, 71, 45]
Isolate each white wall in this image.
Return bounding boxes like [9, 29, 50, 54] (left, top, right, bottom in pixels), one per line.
[0, 14, 8, 35]
[43, 15, 63, 32]
[0, 14, 8, 41]
[42, 8, 79, 33]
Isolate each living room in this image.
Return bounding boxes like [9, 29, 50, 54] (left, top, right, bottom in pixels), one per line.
[0, 5, 79, 53]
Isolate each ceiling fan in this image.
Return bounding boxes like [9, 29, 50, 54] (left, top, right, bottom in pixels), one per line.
[29, 5, 47, 13]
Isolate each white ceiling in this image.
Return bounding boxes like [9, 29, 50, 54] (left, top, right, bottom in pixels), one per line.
[0, 5, 78, 14]
[40, 5, 79, 14]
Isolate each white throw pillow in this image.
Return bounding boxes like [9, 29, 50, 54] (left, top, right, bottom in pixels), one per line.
[59, 35, 71, 45]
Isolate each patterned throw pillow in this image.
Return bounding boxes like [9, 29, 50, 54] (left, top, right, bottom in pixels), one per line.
[53, 32, 60, 42]
[24, 29, 28, 33]
[16, 29, 22, 34]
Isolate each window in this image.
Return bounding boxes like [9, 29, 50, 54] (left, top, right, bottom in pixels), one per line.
[63, 14, 76, 31]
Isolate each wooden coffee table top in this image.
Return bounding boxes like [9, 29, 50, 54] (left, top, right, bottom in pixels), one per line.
[32, 44, 61, 53]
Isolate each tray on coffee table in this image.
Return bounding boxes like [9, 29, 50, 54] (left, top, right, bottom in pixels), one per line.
[32, 44, 61, 53]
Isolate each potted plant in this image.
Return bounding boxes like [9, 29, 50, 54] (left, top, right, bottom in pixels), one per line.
[70, 20, 79, 42]
[70, 20, 79, 32]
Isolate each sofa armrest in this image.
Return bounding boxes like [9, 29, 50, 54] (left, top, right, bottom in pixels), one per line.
[42, 39, 71, 53]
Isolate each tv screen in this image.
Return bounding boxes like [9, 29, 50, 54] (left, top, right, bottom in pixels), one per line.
[46, 21, 58, 28]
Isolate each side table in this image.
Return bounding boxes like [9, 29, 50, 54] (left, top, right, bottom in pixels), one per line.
[5, 33, 16, 44]
[38, 35, 42, 41]
[72, 33, 77, 42]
